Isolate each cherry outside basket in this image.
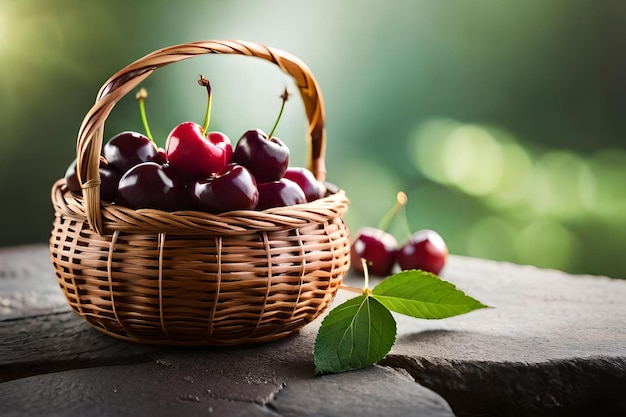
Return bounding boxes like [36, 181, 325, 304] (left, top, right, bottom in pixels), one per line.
[49, 40, 351, 346]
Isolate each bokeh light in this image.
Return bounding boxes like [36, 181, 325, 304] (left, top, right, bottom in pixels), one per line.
[515, 219, 583, 272]
[408, 117, 626, 275]
[408, 120, 536, 203]
[409, 119, 459, 186]
[441, 125, 505, 196]
[586, 149, 626, 221]
[528, 151, 595, 219]
[465, 216, 517, 262]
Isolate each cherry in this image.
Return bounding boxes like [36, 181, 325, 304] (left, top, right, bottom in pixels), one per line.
[64, 158, 122, 202]
[166, 122, 232, 180]
[64, 159, 82, 195]
[350, 226, 398, 276]
[283, 167, 326, 202]
[165, 77, 232, 181]
[396, 229, 448, 275]
[117, 162, 183, 211]
[233, 89, 290, 183]
[191, 163, 259, 213]
[102, 131, 159, 173]
[256, 178, 306, 210]
[233, 129, 289, 183]
[350, 192, 408, 277]
[99, 164, 122, 202]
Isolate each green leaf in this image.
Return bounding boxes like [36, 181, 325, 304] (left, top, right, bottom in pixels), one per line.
[371, 269, 489, 319]
[314, 295, 397, 375]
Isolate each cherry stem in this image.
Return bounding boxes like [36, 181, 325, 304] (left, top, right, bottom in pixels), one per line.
[340, 285, 364, 294]
[377, 191, 408, 232]
[198, 75, 212, 135]
[361, 258, 371, 294]
[341, 260, 373, 296]
[268, 88, 289, 139]
[135, 88, 154, 141]
[400, 202, 413, 240]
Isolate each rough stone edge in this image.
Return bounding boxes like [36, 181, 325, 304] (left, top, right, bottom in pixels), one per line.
[381, 354, 626, 417]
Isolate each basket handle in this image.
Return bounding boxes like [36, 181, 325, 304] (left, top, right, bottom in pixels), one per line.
[76, 40, 327, 234]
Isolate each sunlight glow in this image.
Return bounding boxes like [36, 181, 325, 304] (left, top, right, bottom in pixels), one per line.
[441, 125, 504, 196]
[466, 216, 517, 262]
[528, 151, 595, 219]
[0, 12, 7, 53]
[408, 118, 459, 185]
[515, 219, 582, 271]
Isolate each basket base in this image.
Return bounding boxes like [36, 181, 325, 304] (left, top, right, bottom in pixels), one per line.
[82, 315, 306, 347]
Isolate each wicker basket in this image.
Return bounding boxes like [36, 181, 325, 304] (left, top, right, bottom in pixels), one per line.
[49, 40, 350, 346]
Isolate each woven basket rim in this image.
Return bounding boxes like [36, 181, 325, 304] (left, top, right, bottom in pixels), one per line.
[52, 178, 349, 235]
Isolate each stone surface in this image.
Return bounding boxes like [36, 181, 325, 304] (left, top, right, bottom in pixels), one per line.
[388, 256, 626, 362]
[270, 365, 454, 417]
[377, 256, 626, 416]
[0, 244, 454, 417]
[1, 244, 626, 416]
[0, 244, 67, 319]
[0, 314, 454, 417]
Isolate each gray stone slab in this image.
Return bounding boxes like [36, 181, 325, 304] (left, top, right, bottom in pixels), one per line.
[0, 244, 68, 319]
[269, 364, 454, 417]
[0, 320, 454, 417]
[0, 360, 283, 417]
[2, 244, 626, 416]
[385, 256, 626, 363]
[0, 311, 157, 382]
[358, 256, 626, 417]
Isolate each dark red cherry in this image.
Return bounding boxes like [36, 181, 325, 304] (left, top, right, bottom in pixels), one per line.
[350, 227, 398, 277]
[64, 159, 82, 195]
[99, 165, 122, 202]
[102, 131, 159, 173]
[64, 158, 121, 202]
[117, 162, 183, 211]
[283, 167, 326, 202]
[396, 229, 448, 275]
[233, 129, 289, 183]
[256, 178, 306, 210]
[191, 163, 258, 214]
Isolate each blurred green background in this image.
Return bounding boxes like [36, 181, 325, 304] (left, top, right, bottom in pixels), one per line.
[1, 0, 625, 278]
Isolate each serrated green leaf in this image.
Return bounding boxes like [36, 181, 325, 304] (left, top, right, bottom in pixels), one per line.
[314, 295, 396, 375]
[371, 269, 489, 319]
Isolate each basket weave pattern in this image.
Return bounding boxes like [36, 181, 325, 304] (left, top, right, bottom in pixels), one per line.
[49, 40, 350, 346]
